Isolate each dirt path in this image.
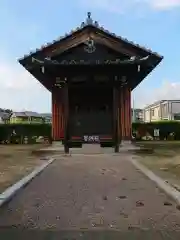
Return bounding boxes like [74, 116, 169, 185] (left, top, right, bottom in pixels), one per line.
[0, 153, 180, 239]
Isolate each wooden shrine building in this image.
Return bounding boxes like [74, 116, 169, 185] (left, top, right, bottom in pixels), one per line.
[19, 13, 163, 153]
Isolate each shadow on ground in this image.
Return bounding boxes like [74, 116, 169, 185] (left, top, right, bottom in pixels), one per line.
[0, 229, 175, 240]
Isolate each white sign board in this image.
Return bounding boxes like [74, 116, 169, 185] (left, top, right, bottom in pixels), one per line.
[154, 129, 160, 137]
[83, 136, 100, 142]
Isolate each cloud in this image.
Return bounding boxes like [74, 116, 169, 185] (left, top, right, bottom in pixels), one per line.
[79, 0, 180, 12]
[133, 81, 180, 108]
[147, 0, 180, 10]
[79, 0, 139, 13]
[0, 56, 51, 112]
[0, 59, 35, 90]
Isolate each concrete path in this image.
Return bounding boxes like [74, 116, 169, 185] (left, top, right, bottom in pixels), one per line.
[1, 153, 180, 239]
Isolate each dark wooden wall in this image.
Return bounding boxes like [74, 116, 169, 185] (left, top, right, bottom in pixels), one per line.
[51, 85, 132, 142]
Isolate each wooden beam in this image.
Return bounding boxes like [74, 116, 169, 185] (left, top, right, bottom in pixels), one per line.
[91, 32, 138, 57]
[45, 31, 89, 57]
[118, 87, 122, 145]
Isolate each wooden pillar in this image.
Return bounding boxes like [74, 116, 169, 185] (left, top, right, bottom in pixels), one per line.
[52, 88, 64, 141]
[63, 83, 70, 154]
[118, 87, 122, 144]
[120, 85, 132, 142]
[113, 83, 119, 153]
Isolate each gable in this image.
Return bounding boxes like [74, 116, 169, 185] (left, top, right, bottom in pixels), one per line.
[20, 24, 162, 66]
[43, 28, 147, 60]
[18, 13, 163, 92]
[52, 42, 129, 64]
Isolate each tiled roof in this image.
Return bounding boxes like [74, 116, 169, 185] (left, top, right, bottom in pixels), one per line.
[24, 111, 41, 117]
[19, 12, 163, 61]
[12, 111, 42, 117]
[144, 99, 180, 109]
[41, 113, 52, 118]
[12, 112, 27, 117]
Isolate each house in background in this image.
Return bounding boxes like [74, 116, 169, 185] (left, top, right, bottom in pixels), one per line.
[132, 109, 144, 122]
[41, 113, 52, 124]
[10, 111, 44, 124]
[25, 111, 44, 123]
[143, 100, 180, 122]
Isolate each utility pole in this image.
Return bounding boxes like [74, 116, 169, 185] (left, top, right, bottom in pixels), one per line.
[132, 97, 135, 122]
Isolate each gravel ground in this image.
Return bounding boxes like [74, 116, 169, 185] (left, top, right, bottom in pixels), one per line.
[0, 149, 180, 239]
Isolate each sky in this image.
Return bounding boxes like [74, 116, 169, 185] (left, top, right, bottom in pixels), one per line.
[0, 0, 180, 112]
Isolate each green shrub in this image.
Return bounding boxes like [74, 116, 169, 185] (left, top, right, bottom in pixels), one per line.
[0, 124, 51, 143]
[132, 121, 180, 140]
[1, 122, 180, 143]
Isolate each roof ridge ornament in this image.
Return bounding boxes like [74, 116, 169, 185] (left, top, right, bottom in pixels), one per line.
[81, 12, 99, 28]
[86, 12, 93, 25]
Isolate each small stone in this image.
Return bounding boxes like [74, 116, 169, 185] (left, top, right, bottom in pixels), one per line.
[120, 212, 128, 218]
[164, 201, 172, 206]
[128, 225, 139, 230]
[128, 225, 134, 230]
[91, 216, 104, 227]
[176, 205, 180, 210]
[160, 167, 168, 171]
[34, 202, 40, 208]
[79, 232, 84, 237]
[172, 184, 180, 192]
[7, 207, 13, 212]
[122, 177, 127, 181]
[40, 157, 49, 161]
[136, 201, 144, 207]
[118, 195, 127, 200]
[103, 196, 108, 201]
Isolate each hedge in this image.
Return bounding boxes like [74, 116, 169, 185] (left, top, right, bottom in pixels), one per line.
[132, 121, 180, 140]
[0, 124, 51, 143]
[1, 121, 180, 143]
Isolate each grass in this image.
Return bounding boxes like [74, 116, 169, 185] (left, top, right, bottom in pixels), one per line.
[0, 144, 50, 194]
[135, 140, 180, 149]
[134, 141, 180, 187]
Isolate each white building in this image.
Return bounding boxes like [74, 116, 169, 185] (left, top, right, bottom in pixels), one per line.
[143, 100, 180, 122]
